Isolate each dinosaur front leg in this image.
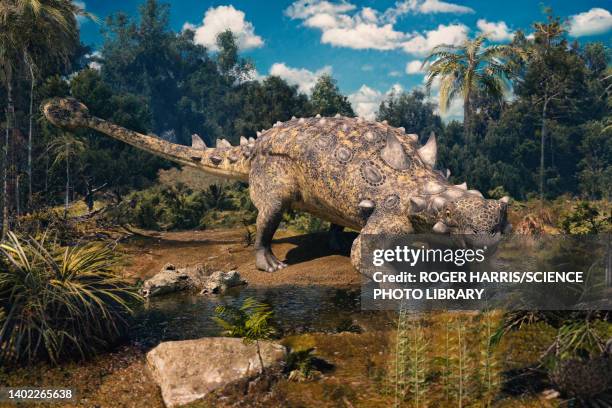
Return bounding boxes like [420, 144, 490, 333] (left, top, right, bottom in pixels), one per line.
[249, 156, 297, 272]
[328, 223, 347, 252]
[254, 202, 287, 272]
[351, 211, 413, 271]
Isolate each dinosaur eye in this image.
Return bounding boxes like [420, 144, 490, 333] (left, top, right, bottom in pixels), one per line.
[445, 209, 451, 218]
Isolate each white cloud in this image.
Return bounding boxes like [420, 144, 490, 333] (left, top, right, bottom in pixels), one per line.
[384, 0, 474, 22]
[348, 84, 403, 120]
[268, 63, 332, 94]
[477, 19, 513, 42]
[285, 0, 356, 20]
[321, 23, 407, 50]
[389, 70, 402, 77]
[405, 60, 424, 74]
[568, 8, 612, 37]
[418, 0, 474, 14]
[285, 0, 471, 52]
[184, 5, 263, 51]
[402, 23, 469, 55]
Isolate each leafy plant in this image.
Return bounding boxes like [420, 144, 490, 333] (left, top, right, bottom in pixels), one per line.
[559, 201, 611, 234]
[392, 311, 430, 408]
[242, 219, 255, 247]
[214, 297, 276, 374]
[283, 211, 329, 234]
[475, 311, 501, 407]
[286, 347, 317, 381]
[550, 356, 612, 406]
[0, 232, 142, 365]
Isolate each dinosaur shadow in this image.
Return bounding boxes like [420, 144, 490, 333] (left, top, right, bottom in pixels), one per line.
[274, 230, 357, 265]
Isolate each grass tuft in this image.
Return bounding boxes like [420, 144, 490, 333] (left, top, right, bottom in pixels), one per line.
[0, 232, 142, 365]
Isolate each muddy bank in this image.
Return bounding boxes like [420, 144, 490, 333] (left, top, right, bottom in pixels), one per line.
[119, 227, 361, 288]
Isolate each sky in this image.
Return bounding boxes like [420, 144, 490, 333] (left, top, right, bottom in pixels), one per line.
[78, 0, 612, 120]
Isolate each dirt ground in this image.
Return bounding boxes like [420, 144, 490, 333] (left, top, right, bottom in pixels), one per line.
[119, 227, 362, 288]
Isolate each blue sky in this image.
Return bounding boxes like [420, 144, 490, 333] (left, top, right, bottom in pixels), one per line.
[78, 0, 611, 119]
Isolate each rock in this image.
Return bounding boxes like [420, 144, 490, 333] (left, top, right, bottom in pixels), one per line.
[146, 337, 286, 407]
[141, 264, 247, 298]
[199, 270, 246, 295]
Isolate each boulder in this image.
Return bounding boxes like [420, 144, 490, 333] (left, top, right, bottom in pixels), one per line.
[146, 337, 286, 407]
[200, 270, 246, 295]
[141, 263, 246, 297]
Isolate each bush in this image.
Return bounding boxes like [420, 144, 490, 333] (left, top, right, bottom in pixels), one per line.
[282, 211, 329, 233]
[0, 233, 142, 365]
[109, 181, 257, 230]
[559, 201, 611, 234]
[550, 356, 612, 405]
[17, 208, 83, 244]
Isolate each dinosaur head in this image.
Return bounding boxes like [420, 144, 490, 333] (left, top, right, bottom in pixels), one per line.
[431, 195, 511, 246]
[42, 97, 91, 129]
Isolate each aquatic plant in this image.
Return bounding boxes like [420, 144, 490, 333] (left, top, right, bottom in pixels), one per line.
[214, 297, 276, 374]
[392, 311, 430, 408]
[475, 311, 501, 407]
[0, 232, 142, 365]
[452, 318, 470, 408]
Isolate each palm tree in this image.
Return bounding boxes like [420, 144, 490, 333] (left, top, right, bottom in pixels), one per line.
[423, 35, 526, 140]
[0, 0, 93, 226]
[16, 1, 94, 209]
[48, 133, 86, 216]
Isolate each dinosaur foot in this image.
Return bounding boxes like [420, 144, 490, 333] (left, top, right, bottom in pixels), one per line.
[255, 248, 288, 272]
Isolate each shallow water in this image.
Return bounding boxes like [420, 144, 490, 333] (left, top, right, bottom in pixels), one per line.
[131, 285, 392, 347]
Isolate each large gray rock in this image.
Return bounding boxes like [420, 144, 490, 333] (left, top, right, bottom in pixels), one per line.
[141, 263, 246, 297]
[146, 337, 286, 407]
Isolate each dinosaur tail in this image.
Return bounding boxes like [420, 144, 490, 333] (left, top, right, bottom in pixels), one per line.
[42, 97, 252, 181]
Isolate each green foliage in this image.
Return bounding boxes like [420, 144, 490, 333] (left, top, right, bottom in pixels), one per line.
[110, 180, 256, 230]
[377, 89, 442, 140]
[286, 347, 317, 381]
[474, 312, 500, 407]
[214, 297, 276, 343]
[559, 201, 611, 234]
[578, 121, 612, 199]
[392, 312, 430, 407]
[310, 74, 354, 117]
[282, 211, 329, 234]
[214, 297, 276, 374]
[0, 232, 142, 365]
[423, 35, 526, 136]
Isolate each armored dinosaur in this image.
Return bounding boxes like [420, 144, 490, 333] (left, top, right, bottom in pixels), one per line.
[43, 97, 512, 272]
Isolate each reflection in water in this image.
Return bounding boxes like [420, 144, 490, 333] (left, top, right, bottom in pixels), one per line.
[131, 286, 391, 347]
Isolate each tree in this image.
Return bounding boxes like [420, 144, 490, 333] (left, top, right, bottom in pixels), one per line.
[233, 76, 311, 140]
[19, 1, 91, 209]
[214, 297, 276, 374]
[310, 74, 354, 117]
[48, 133, 86, 215]
[0, 0, 88, 231]
[516, 12, 597, 201]
[423, 35, 525, 140]
[578, 121, 612, 199]
[215, 30, 253, 81]
[376, 89, 442, 141]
